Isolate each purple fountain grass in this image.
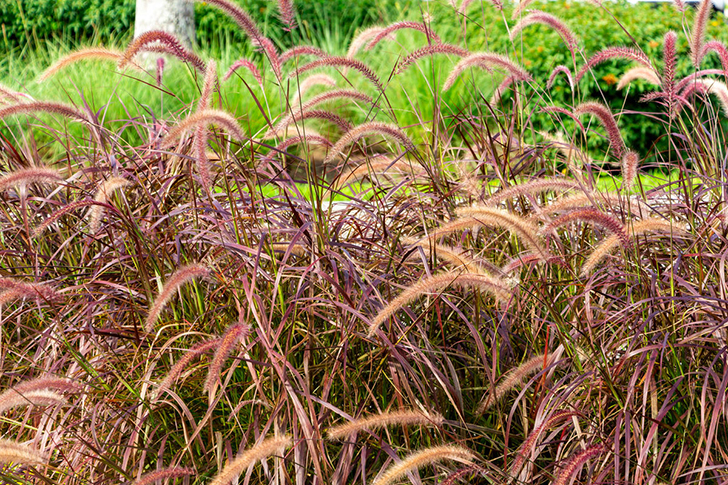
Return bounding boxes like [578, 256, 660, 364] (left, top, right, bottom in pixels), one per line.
[440, 464, 487, 485]
[161, 109, 247, 148]
[699, 40, 728, 73]
[192, 60, 219, 191]
[0, 101, 91, 124]
[204, 323, 249, 396]
[289, 56, 383, 92]
[510, 11, 578, 55]
[264, 134, 334, 164]
[274, 89, 373, 135]
[279, 45, 327, 64]
[334, 156, 424, 189]
[552, 444, 607, 485]
[509, 410, 578, 476]
[575, 46, 651, 83]
[581, 218, 689, 276]
[538, 191, 652, 218]
[617, 67, 662, 90]
[209, 435, 291, 485]
[276, 0, 296, 31]
[373, 445, 476, 485]
[365, 21, 441, 51]
[547, 65, 574, 90]
[0, 279, 60, 304]
[267, 109, 352, 139]
[131, 467, 195, 485]
[32, 200, 95, 237]
[674, 0, 687, 11]
[290, 73, 337, 101]
[0, 167, 62, 192]
[0, 376, 80, 415]
[0, 83, 32, 103]
[574, 101, 626, 157]
[675, 69, 725, 92]
[621, 151, 639, 190]
[368, 271, 515, 336]
[452, 207, 550, 260]
[477, 353, 554, 412]
[347, 27, 388, 58]
[541, 207, 630, 248]
[327, 409, 443, 440]
[482, 178, 582, 207]
[87, 176, 131, 233]
[663, 32, 678, 102]
[691, 0, 713, 67]
[0, 439, 48, 466]
[324, 122, 415, 163]
[39, 47, 132, 81]
[0, 389, 66, 414]
[692, 79, 728, 115]
[500, 252, 566, 274]
[118, 31, 206, 73]
[401, 236, 494, 275]
[224, 58, 262, 85]
[143, 264, 210, 333]
[153, 338, 222, 399]
[443, 52, 532, 91]
[193, 0, 280, 77]
[396, 44, 468, 75]
[512, 0, 536, 18]
[540, 106, 586, 132]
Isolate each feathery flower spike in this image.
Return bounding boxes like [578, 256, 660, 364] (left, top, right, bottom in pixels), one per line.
[131, 467, 195, 485]
[373, 445, 476, 485]
[209, 436, 291, 485]
[224, 58, 262, 85]
[0, 439, 48, 466]
[574, 101, 626, 157]
[119, 31, 206, 72]
[289, 57, 383, 92]
[144, 264, 210, 332]
[691, 0, 713, 67]
[40, 47, 131, 81]
[510, 11, 578, 55]
[575, 47, 651, 83]
[552, 444, 607, 485]
[617, 67, 661, 90]
[204, 323, 249, 396]
[324, 122, 415, 163]
[547, 65, 574, 90]
[88, 177, 131, 233]
[328, 409, 443, 440]
[477, 353, 553, 412]
[396, 44, 468, 75]
[443, 52, 531, 91]
[365, 21, 441, 51]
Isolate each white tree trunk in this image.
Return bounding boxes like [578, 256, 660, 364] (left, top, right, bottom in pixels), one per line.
[134, 0, 196, 47]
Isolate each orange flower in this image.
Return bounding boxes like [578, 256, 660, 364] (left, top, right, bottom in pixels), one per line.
[537, 46, 544, 53]
[602, 73, 618, 85]
[649, 40, 659, 49]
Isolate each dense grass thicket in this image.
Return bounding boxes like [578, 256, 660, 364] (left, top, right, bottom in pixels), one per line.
[1, 0, 728, 484]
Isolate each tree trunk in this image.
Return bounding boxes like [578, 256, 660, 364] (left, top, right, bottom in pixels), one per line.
[134, 0, 196, 48]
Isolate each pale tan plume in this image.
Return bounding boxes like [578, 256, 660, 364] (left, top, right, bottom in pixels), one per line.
[39, 47, 137, 81]
[402, 237, 493, 275]
[617, 67, 662, 90]
[131, 467, 194, 485]
[368, 271, 514, 336]
[0, 439, 48, 466]
[477, 353, 554, 413]
[372, 445, 476, 485]
[88, 176, 131, 233]
[324, 122, 415, 163]
[208, 435, 291, 485]
[581, 218, 690, 276]
[482, 178, 582, 207]
[327, 409, 443, 440]
[161, 109, 246, 148]
[0, 389, 66, 415]
[453, 207, 550, 260]
[0, 167, 63, 192]
[290, 73, 337, 105]
[144, 264, 210, 332]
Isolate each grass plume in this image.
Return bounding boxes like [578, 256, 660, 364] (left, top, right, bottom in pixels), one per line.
[209, 436, 291, 485]
[368, 271, 515, 336]
[324, 122, 415, 163]
[444, 52, 532, 91]
[327, 409, 443, 440]
[144, 264, 210, 333]
[372, 445, 476, 485]
[477, 353, 553, 412]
